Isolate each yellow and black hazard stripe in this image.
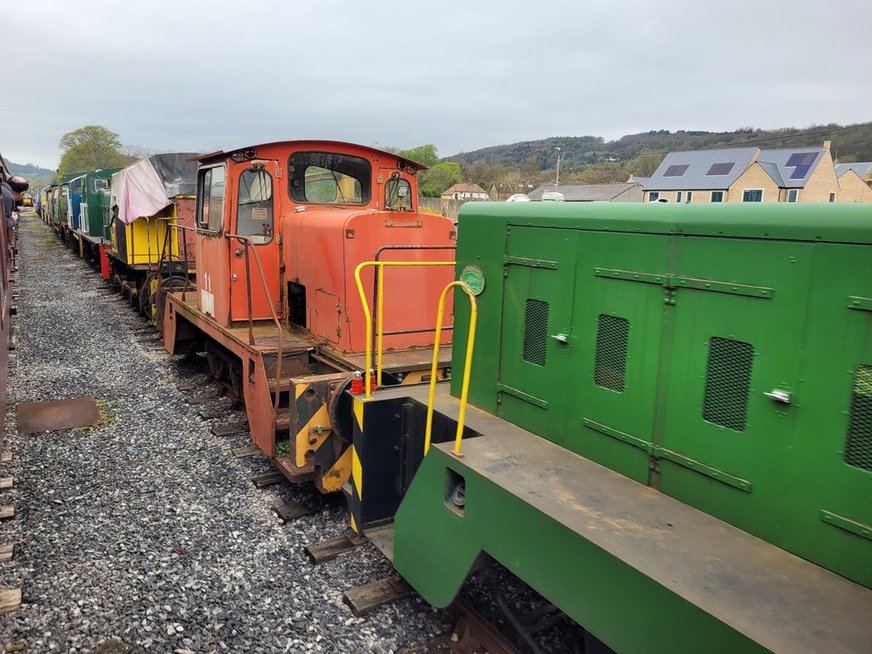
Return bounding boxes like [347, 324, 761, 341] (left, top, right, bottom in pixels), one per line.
[292, 378, 353, 494]
[399, 367, 450, 385]
[345, 396, 365, 533]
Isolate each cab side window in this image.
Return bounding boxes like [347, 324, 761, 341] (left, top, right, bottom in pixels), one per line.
[197, 166, 226, 232]
[236, 168, 274, 244]
[385, 174, 413, 211]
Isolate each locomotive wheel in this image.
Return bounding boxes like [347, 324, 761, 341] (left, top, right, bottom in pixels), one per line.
[155, 275, 188, 326]
[138, 274, 153, 317]
[206, 346, 244, 404]
[207, 350, 228, 381]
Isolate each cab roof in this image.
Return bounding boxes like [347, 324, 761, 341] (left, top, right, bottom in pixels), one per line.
[195, 140, 428, 171]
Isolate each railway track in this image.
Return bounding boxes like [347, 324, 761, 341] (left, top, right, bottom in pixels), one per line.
[94, 250, 581, 653]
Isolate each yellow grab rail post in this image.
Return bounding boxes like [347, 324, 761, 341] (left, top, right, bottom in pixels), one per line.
[354, 260, 455, 399]
[424, 281, 477, 458]
[376, 264, 385, 386]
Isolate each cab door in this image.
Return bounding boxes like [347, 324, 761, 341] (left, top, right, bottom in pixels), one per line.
[228, 162, 281, 322]
[194, 164, 229, 322]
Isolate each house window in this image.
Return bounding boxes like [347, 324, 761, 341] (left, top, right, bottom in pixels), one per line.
[711, 191, 724, 202]
[742, 189, 763, 202]
[648, 192, 659, 202]
[676, 191, 682, 202]
[787, 189, 797, 203]
[686, 191, 693, 203]
[829, 192, 836, 203]
[665, 164, 689, 177]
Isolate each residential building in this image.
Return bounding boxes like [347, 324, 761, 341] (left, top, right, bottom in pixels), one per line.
[635, 141, 869, 203]
[441, 183, 490, 201]
[488, 183, 535, 200]
[527, 182, 642, 202]
[835, 163, 872, 203]
[836, 162, 872, 186]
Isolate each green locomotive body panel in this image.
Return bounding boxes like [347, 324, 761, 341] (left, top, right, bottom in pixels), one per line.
[446, 202, 871, 587]
[78, 168, 118, 243]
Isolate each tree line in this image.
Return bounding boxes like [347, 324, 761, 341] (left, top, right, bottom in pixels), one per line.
[52, 122, 872, 198]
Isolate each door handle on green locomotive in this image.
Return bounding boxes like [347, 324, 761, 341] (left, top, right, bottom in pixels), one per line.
[764, 389, 791, 404]
[550, 333, 569, 344]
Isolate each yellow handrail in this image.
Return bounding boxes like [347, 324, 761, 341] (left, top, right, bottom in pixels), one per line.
[353, 260, 455, 399]
[424, 281, 477, 458]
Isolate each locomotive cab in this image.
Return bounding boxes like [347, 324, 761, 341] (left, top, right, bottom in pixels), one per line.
[192, 141, 449, 349]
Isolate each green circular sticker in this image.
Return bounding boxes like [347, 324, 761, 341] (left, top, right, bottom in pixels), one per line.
[461, 264, 486, 296]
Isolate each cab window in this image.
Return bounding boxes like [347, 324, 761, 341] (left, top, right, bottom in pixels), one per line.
[288, 152, 371, 205]
[236, 168, 274, 244]
[385, 173, 413, 211]
[197, 166, 226, 231]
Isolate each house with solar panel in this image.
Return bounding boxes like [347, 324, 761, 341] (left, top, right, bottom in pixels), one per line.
[835, 162, 872, 203]
[635, 141, 868, 203]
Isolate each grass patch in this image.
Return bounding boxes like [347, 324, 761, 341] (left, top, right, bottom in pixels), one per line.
[94, 397, 114, 426]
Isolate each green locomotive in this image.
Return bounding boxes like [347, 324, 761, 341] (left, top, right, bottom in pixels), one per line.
[351, 202, 872, 653]
[69, 168, 118, 262]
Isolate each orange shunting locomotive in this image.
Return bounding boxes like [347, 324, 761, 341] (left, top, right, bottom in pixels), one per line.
[163, 140, 455, 496]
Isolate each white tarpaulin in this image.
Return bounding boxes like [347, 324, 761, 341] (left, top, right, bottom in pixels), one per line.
[111, 153, 199, 224]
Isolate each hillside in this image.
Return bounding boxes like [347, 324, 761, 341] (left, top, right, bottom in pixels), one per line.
[6, 160, 55, 189]
[7, 161, 54, 179]
[449, 122, 872, 173]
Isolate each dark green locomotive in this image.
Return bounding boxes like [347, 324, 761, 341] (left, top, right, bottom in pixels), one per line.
[70, 168, 118, 260]
[351, 202, 872, 653]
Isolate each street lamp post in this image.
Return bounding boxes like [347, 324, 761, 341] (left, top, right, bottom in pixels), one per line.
[554, 146, 562, 189]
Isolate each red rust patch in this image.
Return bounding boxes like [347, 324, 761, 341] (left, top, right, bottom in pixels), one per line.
[15, 396, 103, 434]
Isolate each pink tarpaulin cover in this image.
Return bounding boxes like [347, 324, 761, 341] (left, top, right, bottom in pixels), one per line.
[111, 153, 199, 224]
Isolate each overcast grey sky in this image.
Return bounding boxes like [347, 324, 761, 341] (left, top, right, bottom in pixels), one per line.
[3, 0, 870, 169]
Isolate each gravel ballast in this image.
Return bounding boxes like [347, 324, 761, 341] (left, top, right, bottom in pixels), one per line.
[0, 216, 451, 653]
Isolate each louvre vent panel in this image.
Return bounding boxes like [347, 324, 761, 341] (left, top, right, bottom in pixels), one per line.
[594, 315, 629, 392]
[523, 299, 549, 366]
[702, 337, 754, 432]
[845, 365, 872, 472]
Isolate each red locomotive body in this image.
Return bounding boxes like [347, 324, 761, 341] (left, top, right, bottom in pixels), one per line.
[164, 140, 455, 494]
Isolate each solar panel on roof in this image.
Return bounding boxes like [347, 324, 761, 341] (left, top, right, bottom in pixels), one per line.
[707, 163, 735, 176]
[786, 152, 817, 167]
[664, 164, 689, 177]
[790, 164, 812, 179]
